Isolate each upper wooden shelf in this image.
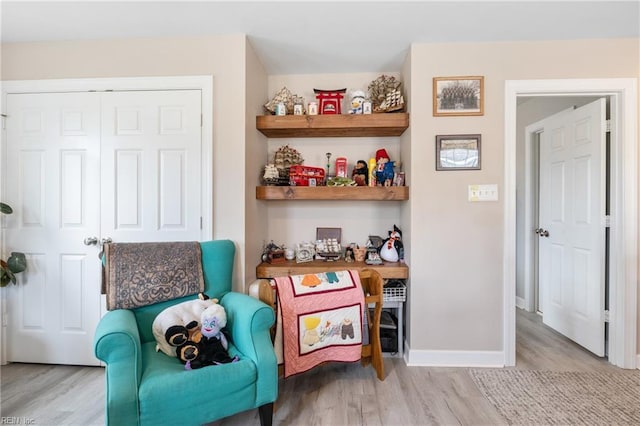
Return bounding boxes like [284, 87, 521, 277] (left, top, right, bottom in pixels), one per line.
[256, 113, 409, 138]
[256, 185, 409, 201]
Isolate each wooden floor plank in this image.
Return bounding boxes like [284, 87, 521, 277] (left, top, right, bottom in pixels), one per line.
[0, 309, 616, 426]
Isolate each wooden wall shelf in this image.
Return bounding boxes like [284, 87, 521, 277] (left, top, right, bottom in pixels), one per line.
[256, 260, 409, 280]
[256, 185, 409, 201]
[256, 113, 409, 138]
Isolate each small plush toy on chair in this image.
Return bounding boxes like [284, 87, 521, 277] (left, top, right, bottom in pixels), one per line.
[185, 303, 239, 370]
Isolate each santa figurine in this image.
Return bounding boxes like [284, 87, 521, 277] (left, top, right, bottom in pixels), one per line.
[375, 149, 395, 186]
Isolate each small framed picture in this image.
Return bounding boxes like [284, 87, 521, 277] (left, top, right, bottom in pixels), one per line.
[436, 134, 481, 171]
[433, 76, 484, 116]
[363, 101, 372, 115]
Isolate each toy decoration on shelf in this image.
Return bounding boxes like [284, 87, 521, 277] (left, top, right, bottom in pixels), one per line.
[326, 176, 357, 187]
[368, 75, 405, 113]
[263, 145, 303, 185]
[379, 225, 404, 263]
[314, 88, 346, 114]
[351, 160, 369, 186]
[295, 242, 315, 263]
[348, 90, 366, 114]
[264, 87, 305, 115]
[375, 148, 395, 187]
[315, 238, 342, 261]
[262, 164, 280, 185]
[261, 240, 286, 264]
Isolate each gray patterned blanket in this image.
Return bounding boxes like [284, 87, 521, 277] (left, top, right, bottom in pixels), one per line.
[104, 241, 204, 310]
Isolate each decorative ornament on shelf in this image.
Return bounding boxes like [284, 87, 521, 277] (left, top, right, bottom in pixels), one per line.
[313, 88, 346, 114]
[368, 75, 405, 113]
[270, 145, 303, 185]
[264, 87, 304, 115]
[348, 90, 366, 114]
[379, 225, 404, 263]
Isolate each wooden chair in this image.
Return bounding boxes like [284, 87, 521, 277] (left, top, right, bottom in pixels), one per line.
[257, 269, 385, 381]
[359, 268, 385, 380]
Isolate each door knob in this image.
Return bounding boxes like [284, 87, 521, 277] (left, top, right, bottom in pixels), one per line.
[535, 228, 549, 237]
[83, 236, 99, 246]
[101, 237, 113, 245]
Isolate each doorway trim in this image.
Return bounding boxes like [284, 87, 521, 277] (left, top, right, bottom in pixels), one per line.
[503, 78, 638, 369]
[0, 75, 214, 365]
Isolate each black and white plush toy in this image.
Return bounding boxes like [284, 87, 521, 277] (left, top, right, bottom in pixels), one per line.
[152, 293, 218, 360]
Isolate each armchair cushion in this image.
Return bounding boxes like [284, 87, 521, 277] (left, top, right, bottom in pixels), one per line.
[138, 342, 257, 424]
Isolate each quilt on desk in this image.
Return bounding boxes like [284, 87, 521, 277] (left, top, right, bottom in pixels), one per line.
[274, 270, 364, 378]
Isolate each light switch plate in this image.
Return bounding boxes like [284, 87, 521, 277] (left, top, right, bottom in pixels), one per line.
[469, 184, 498, 202]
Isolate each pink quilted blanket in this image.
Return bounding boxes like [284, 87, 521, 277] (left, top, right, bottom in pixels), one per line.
[274, 270, 364, 377]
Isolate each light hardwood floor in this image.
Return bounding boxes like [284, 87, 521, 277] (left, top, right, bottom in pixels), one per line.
[0, 310, 620, 425]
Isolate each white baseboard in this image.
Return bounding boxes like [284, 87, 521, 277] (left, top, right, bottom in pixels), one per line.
[516, 296, 526, 310]
[405, 348, 504, 368]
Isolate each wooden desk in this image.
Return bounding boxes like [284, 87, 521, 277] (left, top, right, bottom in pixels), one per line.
[256, 259, 408, 280]
[257, 259, 408, 359]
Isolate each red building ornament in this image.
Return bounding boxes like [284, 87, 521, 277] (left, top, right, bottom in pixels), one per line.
[313, 88, 346, 114]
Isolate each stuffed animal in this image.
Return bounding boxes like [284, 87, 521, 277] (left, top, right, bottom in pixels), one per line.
[379, 224, 404, 263]
[184, 303, 239, 370]
[152, 292, 218, 359]
[351, 160, 368, 186]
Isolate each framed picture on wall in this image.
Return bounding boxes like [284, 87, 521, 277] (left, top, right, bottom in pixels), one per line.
[436, 134, 481, 170]
[433, 76, 484, 116]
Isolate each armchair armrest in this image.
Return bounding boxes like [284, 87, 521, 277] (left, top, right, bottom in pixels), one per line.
[220, 292, 277, 406]
[94, 309, 142, 425]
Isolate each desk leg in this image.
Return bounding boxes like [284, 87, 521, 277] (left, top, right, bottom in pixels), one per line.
[397, 302, 403, 359]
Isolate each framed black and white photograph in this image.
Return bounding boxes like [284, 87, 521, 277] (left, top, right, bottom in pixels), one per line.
[433, 76, 484, 116]
[436, 134, 481, 170]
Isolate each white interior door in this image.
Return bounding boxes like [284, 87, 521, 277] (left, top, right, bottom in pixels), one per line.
[100, 90, 203, 243]
[4, 92, 102, 365]
[538, 98, 607, 356]
[3, 89, 203, 365]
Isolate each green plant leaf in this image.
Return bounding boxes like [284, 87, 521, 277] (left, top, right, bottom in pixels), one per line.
[0, 266, 15, 287]
[8, 252, 27, 273]
[0, 202, 13, 215]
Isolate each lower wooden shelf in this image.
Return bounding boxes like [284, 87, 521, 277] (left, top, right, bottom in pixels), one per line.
[256, 259, 408, 280]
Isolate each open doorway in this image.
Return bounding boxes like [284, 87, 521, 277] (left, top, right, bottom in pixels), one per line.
[503, 78, 638, 369]
[517, 96, 608, 359]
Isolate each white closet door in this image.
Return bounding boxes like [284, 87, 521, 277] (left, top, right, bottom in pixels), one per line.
[100, 90, 203, 243]
[4, 89, 203, 365]
[4, 92, 102, 365]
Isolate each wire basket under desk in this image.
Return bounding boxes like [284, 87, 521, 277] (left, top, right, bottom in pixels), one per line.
[382, 282, 406, 302]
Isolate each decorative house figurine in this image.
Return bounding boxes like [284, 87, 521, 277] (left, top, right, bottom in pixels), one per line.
[313, 88, 346, 114]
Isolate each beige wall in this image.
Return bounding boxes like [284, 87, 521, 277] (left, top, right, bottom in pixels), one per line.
[408, 38, 639, 357]
[245, 40, 269, 287]
[1, 34, 252, 291]
[3, 34, 639, 360]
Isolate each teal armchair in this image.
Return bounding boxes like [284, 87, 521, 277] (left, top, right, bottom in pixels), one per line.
[94, 240, 277, 426]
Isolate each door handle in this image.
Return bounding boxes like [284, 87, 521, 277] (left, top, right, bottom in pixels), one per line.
[101, 237, 113, 245]
[83, 236, 99, 246]
[535, 228, 549, 238]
